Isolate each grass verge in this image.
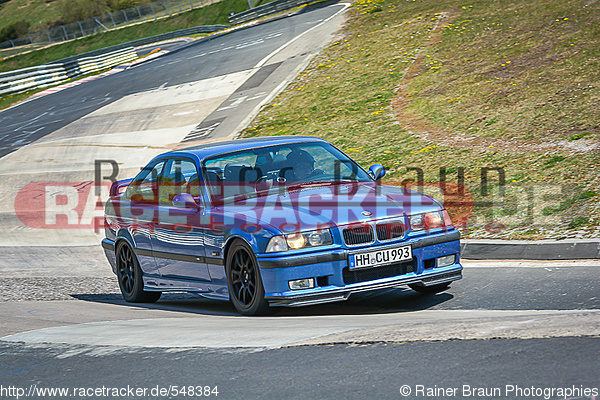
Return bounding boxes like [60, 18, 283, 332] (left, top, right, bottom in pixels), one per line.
[242, 0, 600, 239]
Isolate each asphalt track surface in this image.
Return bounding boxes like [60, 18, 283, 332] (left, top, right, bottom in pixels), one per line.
[0, 3, 343, 158]
[0, 337, 597, 400]
[0, 263, 598, 400]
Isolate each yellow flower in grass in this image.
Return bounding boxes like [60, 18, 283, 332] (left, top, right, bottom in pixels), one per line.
[347, 146, 364, 152]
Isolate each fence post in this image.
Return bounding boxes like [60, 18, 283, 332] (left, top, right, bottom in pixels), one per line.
[162, 0, 171, 16]
[175, 0, 182, 13]
[149, 3, 157, 20]
[189, 0, 193, 10]
[60, 25, 68, 41]
[109, 13, 117, 29]
[121, 9, 129, 24]
[95, 18, 110, 32]
[135, 6, 143, 20]
[27, 34, 34, 44]
[77, 21, 85, 37]
[45, 31, 52, 43]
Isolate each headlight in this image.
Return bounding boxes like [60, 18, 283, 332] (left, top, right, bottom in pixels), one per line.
[410, 210, 452, 231]
[265, 235, 287, 252]
[266, 229, 333, 253]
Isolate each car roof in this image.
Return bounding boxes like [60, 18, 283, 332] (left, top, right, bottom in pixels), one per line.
[157, 136, 329, 162]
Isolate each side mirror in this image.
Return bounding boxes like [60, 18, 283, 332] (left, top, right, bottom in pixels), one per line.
[368, 164, 386, 181]
[173, 193, 199, 209]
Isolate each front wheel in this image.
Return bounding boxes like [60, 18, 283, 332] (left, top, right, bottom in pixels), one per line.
[116, 242, 161, 303]
[409, 283, 450, 294]
[226, 240, 270, 316]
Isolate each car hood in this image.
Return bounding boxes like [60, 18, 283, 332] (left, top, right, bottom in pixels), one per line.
[216, 182, 442, 233]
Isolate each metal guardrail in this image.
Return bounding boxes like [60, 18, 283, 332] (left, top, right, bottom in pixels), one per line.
[0, 47, 137, 96]
[0, 24, 225, 97]
[51, 24, 226, 65]
[229, 0, 313, 25]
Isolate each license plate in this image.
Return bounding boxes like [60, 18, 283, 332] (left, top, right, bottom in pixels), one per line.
[349, 245, 412, 270]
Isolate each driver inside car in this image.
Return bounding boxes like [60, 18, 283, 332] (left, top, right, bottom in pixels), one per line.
[285, 149, 324, 181]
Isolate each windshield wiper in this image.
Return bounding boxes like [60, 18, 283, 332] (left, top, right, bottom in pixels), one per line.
[287, 179, 361, 192]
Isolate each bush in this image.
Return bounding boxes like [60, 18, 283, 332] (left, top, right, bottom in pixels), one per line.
[0, 20, 30, 42]
[58, 0, 111, 24]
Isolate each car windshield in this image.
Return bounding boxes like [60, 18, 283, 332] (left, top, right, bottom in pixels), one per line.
[202, 141, 373, 205]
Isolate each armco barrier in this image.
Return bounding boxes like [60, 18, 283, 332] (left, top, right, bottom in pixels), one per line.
[0, 64, 68, 96]
[51, 24, 226, 65]
[229, 0, 313, 25]
[75, 47, 137, 76]
[0, 24, 224, 97]
[0, 47, 137, 96]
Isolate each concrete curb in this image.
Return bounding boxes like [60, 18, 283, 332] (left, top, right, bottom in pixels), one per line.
[461, 239, 600, 260]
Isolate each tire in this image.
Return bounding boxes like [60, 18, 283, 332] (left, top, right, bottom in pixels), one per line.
[226, 240, 270, 316]
[116, 242, 161, 303]
[409, 283, 450, 294]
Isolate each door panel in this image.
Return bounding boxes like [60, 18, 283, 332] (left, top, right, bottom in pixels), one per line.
[122, 161, 165, 275]
[152, 159, 210, 281]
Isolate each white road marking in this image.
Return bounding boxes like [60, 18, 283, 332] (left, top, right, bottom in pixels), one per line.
[265, 32, 283, 39]
[246, 92, 266, 101]
[217, 96, 247, 111]
[254, 3, 350, 69]
[22, 126, 45, 135]
[184, 121, 221, 141]
[11, 112, 48, 130]
[236, 39, 265, 49]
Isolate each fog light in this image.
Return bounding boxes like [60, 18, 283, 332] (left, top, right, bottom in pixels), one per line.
[288, 278, 315, 290]
[437, 255, 455, 268]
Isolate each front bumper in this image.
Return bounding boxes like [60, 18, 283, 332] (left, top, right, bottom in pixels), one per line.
[257, 230, 462, 307]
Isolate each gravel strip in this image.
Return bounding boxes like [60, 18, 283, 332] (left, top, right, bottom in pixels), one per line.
[0, 278, 199, 302]
[0, 277, 121, 302]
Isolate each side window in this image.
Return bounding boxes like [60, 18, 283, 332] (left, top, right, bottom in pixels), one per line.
[159, 159, 200, 205]
[126, 161, 165, 203]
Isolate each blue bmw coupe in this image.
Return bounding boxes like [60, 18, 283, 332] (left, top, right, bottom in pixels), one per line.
[102, 136, 462, 315]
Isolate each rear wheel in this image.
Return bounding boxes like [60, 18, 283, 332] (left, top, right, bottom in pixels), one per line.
[409, 283, 450, 294]
[116, 242, 161, 303]
[226, 240, 270, 316]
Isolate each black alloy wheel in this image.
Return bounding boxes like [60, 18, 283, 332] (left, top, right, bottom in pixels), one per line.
[116, 242, 161, 303]
[226, 240, 270, 316]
